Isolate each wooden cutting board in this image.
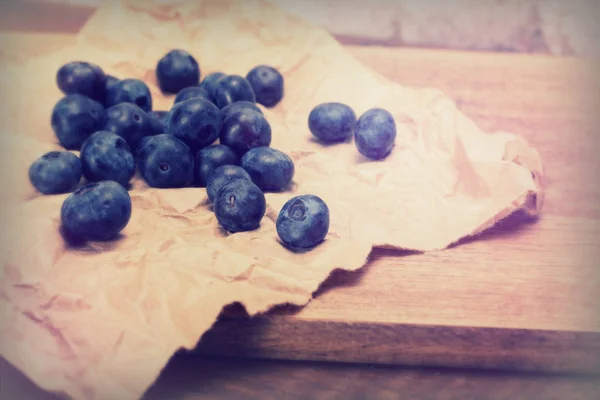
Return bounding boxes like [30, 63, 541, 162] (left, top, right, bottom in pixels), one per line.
[199, 48, 600, 374]
[1, 28, 599, 374]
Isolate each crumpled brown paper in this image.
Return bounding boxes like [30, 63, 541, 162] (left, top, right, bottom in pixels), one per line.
[0, 1, 544, 399]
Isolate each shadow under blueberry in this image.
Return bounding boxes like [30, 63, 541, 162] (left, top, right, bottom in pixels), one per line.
[59, 224, 126, 250]
[275, 237, 321, 254]
[308, 135, 353, 147]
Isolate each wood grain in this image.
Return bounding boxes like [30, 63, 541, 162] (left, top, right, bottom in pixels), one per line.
[1, 30, 599, 375]
[199, 48, 600, 371]
[3, 355, 599, 400]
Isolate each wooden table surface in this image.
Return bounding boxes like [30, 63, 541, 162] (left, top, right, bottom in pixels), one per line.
[1, 3, 600, 398]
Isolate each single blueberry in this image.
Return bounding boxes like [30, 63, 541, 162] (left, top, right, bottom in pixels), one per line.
[106, 78, 153, 112]
[104, 103, 153, 151]
[173, 86, 214, 105]
[246, 65, 284, 108]
[80, 131, 135, 187]
[276, 194, 330, 249]
[105, 75, 119, 90]
[199, 72, 226, 97]
[221, 101, 263, 122]
[28, 151, 82, 195]
[148, 110, 169, 135]
[51, 94, 106, 150]
[163, 101, 182, 132]
[308, 102, 356, 144]
[214, 179, 266, 233]
[194, 144, 239, 187]
[138, 134, 194, 188]
[135, 135, 153, 159]
[220, 109, 271, 156]
[240, 147, 294, 192]
[61, 181, 132, 242]
[354, 108, 397, 160]
[213, 75, 256, 109]
[206, 165, 251, 202]
[156, 49, 200, 94]
[103, 75, 120, 106]
[56, 61, 106, 103]
[168, 97, 221, 152]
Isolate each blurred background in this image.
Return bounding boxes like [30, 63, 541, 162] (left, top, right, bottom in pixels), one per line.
[2, 0, 599, 58]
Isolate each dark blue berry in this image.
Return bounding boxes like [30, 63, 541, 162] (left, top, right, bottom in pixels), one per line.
[221, 101, 263, 121]
[206, 165, 251, 202]
[246, 65, 284, 108]
[103, 75, 120, 106]
[156, 49, 200, 94]
[104, 103, 153, 151]
[148, 110, 169, 135]
[51, 94, 106, 150]
[167, 97, 221, 152]
[240, 147, 294, 192]
[28, 151, 82, 195]
[220, 109, 271, 156]
[105, 75, 119, 90]
[173, 86, 214, 105]
[354, 108, 396, 160]
[276, 194, 329, 249]
[199, 72, 226, 97]
[213, 75, 255, 109]
[214, 179, 266, 233]
[61, 181, 132, 242]
[194, 144, 239, 187]
[163, 101, 182, 132]
[56, 61, 106, 103]
[309, 102, 356, 143]
[106, 79, 153, 112]
[80, 131, 135, 187]
[138, 134, 194, 188]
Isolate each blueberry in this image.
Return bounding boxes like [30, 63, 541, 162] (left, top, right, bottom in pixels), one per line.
[136, 136, 153, 159]
[156, 49, 200, 94]
[60, 181, 132, 242]
[148, 110, 169, 135]
[51, 94, 106, 150]
[199, 72, 226, 96]
[28, 151, 82, 195]
[220, 109, 271, 156]
[206, 165, 251, 202]
[105, 75, 119, 90]
[221, 101, 263, 121]
[308, 102, 356, 144]
[276, 194, 329, 249]
[106, 78, 153, 111]
[173, 86, 214, 105]
[56, 61, 106, 103]
[163, 101, 182, 131]
[138, 134, 194, 188]
[194, 144, 239, 187]
[80, 131, 135, 187]
[240, 147, 294, 192]
[214, 179, 266, 233]
[168, 97, 221, 152]
[104, 103, 153, 151]
[354, 108, 396, 160]
[213, 75, 256, 109]
[246, 65, 284, 108]
[103, 75, 120, 106]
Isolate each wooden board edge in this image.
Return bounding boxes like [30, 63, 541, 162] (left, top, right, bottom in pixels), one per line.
[193, 316, 600, 375]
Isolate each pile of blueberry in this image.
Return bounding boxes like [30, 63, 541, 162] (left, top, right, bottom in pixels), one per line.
[29, 49, 334, 249]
